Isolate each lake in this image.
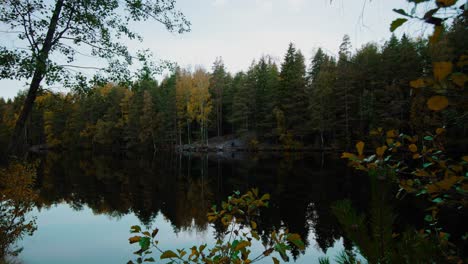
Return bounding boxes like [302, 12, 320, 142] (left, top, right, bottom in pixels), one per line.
[14, 151, 389, 263]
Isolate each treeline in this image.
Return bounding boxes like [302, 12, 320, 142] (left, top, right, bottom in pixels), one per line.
[0, 19, 466, 152]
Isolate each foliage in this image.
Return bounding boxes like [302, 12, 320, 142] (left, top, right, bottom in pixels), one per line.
[0, 0, 189, 87]
[338, 4, 467, 260]
[0, 5, 466, 153]
[0, 162, 37, 258]
[342, 129, 467, 243]
[0, 0, 190, 154]
[331, 173, 449, 264]
[127, 189, 304, 264]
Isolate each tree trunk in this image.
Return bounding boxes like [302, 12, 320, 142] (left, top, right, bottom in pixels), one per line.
[7, 0, 65, 155]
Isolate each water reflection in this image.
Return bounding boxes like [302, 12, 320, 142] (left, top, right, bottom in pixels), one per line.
[0, 162, 37, 260]
[29, 151, 371, 262]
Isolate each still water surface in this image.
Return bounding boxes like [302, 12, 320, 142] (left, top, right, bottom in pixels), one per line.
[18, 151, 369, 263]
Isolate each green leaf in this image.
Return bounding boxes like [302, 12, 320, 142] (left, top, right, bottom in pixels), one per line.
[392, 9, 411, 17]
[432, 197, 443, 203]
[424, 215, 433, 222]
[231, 239, 239, 250]
[390, 18, 408, 32]
[416, 189, 427, 196]
[423, 162, 433, 168]
[144, 257, 155, 262]
[364, 154, 376, 162]
[139, 237, 150, 250]
[160, 250, 178, 259]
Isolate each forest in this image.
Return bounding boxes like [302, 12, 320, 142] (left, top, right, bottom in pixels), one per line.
[0, 18, 467, 154]
[0, 0, 467, 263]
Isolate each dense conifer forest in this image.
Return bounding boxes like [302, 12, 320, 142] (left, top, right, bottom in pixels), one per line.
[1, 18, 466, 153]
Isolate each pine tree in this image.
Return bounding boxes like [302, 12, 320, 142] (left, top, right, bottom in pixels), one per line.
[255, 56, 280, 138]
[334, 35, 354, 148]
[209, 57, 227, 137]
[230, 72, 250, 134]
[308, 55, 337, 148]
[307, 48, 326, 87]
[278, 43, 308, 137]
[140, 90, 157, 151]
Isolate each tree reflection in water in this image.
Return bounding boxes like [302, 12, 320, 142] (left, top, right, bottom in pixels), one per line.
[0, 162, 37, 261]
[31, 151, 371, 261]
[30, 153, 368, 258]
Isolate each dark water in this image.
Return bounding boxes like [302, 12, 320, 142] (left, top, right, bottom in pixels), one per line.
[16, 151, 374, 263]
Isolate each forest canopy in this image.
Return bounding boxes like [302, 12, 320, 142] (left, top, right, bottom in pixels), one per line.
[0, 16, 466, 153]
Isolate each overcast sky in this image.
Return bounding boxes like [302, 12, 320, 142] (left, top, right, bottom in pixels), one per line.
[1, 0, 430, 99]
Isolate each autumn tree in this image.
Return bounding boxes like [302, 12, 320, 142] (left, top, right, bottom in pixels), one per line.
[189, 68, 212, 145]
[0, 0, 190, 154]
[176, 69, 193, 145]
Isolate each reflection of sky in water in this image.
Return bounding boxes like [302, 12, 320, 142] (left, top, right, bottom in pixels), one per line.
[17, 203, 347, 264]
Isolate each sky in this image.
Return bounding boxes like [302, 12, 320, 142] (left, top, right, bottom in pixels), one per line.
[0, 0, 429, 99]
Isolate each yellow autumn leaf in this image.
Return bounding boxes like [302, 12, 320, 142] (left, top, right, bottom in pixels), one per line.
[426, 176, 463, 193]
[287, 233, 301, 241]
[413, 153, 421, 159]
[341, 152, 356, 159]
[376, 146, 387, 157]
[160, 250, 179, 259]
[433, 62, 453, 81]
[189, 247, 198, 259]
[409, 144, 418, 153]
[463, 156, 468, 162]
[410, 78, 426, 88]
[356, 141, 365, 156]
[451, 73, 467, 88]
[128, 236, 141, 244]
[427, 96, 449, 111]
[386, 129, 398, 138]
[234, 241, 251, 251]
[272, 257, 280, 264]
[406, 179, 414, 186]
[251, 221, 257, 229]
[436, 128, 446, 135]
[386, 138, 394, 145]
